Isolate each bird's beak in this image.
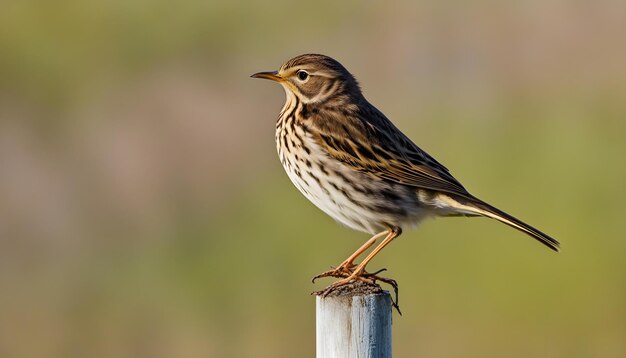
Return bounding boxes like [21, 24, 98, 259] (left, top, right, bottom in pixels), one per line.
[251, 70, 282, 82]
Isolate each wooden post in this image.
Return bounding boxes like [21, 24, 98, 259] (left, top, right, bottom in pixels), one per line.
[316, 282, 392, 358]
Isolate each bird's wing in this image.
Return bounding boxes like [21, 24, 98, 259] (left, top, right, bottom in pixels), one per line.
[308, 105, 471, 197]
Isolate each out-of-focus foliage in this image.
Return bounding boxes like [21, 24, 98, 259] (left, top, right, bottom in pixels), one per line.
[1, 1, 625, 357]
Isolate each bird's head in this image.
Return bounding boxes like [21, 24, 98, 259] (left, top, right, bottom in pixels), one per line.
[252, 54, 361, 104]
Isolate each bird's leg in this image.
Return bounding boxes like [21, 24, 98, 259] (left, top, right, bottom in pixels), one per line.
[322, 227, 401, 291]
[312, 230, 389, 282]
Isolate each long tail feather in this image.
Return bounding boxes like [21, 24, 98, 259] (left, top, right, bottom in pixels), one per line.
[450, 195, 560, 252]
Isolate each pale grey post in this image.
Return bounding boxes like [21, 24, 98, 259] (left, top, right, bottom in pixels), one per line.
[316, 285, 392, 358]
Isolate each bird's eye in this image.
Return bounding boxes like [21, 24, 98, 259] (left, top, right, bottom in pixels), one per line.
[296, 70, 309, 81]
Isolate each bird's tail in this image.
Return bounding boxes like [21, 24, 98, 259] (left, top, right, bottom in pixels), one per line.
[451, 195, 561, 252]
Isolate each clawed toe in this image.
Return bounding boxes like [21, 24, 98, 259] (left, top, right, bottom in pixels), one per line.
[315, 275, 374, 297]
[313, 267, 401, 314]
[311, 265, 355, 283]
[363, 267, 387, 277]
[365, 274, 400, 314]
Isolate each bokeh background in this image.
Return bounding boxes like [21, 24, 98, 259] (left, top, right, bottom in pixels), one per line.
[1, 1, 625, 357]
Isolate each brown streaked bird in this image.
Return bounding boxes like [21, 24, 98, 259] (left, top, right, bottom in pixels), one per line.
[252, 54, 560, 291]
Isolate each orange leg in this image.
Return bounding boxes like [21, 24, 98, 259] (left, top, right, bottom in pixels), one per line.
[326, 227, 402, 289]
[338, 230, 389, 270]
[312, 230, 388, 282]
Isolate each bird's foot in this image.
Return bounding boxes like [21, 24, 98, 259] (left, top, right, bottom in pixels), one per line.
[313, 267, 401, 314]
[314, 269, 374, 297]
[363, 270, 401, 314]
[311, 264, 355, 283]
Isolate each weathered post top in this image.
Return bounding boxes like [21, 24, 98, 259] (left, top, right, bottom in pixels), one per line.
[315, 282, 392, 358]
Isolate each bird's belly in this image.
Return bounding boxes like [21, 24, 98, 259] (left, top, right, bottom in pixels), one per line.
[277, 132, 427, 234]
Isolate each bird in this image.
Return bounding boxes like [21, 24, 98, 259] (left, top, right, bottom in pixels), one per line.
[252, 54, 560, 292]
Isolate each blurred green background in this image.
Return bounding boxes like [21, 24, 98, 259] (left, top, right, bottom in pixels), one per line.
[1, 1, 625, 357]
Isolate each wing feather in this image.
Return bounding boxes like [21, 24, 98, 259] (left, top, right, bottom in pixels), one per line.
[309, 103, 472, 198]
